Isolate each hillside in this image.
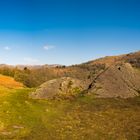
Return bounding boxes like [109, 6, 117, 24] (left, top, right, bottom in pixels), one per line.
[0, 51, 139, 90]
[84, 51, 140, 67]
[0, 51, 140, 99]
[0, 52, 139, 139]
[30, 51, 140, 99]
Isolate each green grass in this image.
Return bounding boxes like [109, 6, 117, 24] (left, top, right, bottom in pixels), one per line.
[0, 88, 139, 140]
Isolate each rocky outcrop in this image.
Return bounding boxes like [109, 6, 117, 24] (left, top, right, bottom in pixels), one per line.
[88, 63, 140, 98]
[30, 77, 85, 99]
[29, 51, 140, 100]
[30, 63, 140, 99]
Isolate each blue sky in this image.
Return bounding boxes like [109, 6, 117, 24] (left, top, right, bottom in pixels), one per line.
[0, 0, 140, 65]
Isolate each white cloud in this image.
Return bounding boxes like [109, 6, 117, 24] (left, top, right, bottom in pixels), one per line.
[43, 45, 55, 51]
[23, 57, 40, 65]
[4, 46, 11, 51]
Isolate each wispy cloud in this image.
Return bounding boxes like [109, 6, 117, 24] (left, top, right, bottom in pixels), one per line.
[4, 46, 11, 51]
[23, 57, 40, 65]
[43, 45, 55, 51]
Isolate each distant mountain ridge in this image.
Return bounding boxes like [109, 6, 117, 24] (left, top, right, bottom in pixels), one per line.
[1, 51, 140, 69]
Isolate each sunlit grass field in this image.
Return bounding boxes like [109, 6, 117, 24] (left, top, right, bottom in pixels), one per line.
[0, 75, 139, 140]
[0, 74, 23, 89]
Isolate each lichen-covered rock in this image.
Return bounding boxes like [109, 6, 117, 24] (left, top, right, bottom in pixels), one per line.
[30, 77, 85, 99]
[88, 63, 140, 98]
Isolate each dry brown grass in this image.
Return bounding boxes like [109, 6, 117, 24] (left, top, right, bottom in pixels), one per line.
[0, 74, 24, 89]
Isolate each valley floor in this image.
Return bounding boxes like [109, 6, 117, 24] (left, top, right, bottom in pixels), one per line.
[0, 87, 139, 140]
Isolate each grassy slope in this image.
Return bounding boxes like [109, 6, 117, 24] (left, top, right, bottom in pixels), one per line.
[0, 75, 139, 140]
[0, 88, 139, 140]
